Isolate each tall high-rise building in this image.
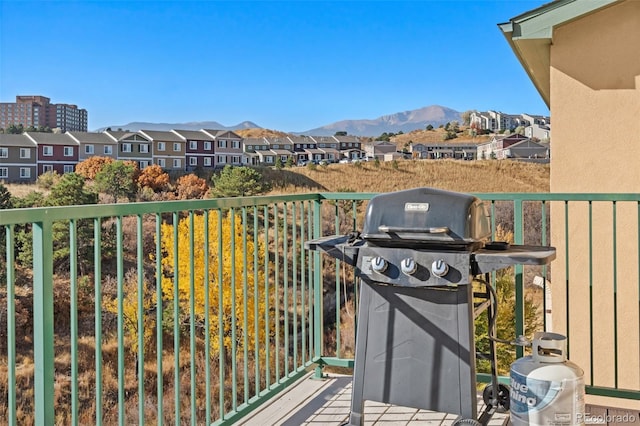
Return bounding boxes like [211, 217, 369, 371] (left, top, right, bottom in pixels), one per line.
[0, 95, 88, 132]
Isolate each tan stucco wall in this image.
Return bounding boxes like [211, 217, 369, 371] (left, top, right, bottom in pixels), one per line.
[549, 0, 640, 409]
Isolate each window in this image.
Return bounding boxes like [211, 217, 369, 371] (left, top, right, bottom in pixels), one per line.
[139, 144, 149, 153]
[232, 140, 240, 149]
[20, 168, 31, 178]
[139, 161, 149, 169]
[158, 159, 166, 167]
[281, 155, 288, 162]
[265, 156, 273, 164]
[189, 157, 197, 166]
[232, 156, 240, 164]
[43, 146, 53, 156]
[122, 143, 132, 153]
[43, 165, 53, 173]
[64, 146, 74, 157]
[204, 141, 211, 150]
[0, 168, 7, 178]
[64, 165, 74, 173]
[173, 159, 181, 168]
[218, 155, 226, 164]
[272, 144, 279, 149]
[246, 145, 252, 151]
[173, 143, 180, 152]
[157, 142, 165, 151]
[104, 145, 113, 155]
[218, 140, 227, 148]
[189, 141, 198, 150]
[0, 148, 8, 158]
[84, 145, 94, 155]
[19, 148, 30, 159]
[204, 157, 211, 166]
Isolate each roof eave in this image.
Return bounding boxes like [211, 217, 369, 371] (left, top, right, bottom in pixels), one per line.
[499, 0, 620, 109]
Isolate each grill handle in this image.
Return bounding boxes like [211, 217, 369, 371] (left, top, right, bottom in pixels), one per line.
[378, 225, 449, 234]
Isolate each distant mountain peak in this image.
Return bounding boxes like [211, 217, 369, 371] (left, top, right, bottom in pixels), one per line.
[297, 105, 462, 136]
[94, 120, 261, 133]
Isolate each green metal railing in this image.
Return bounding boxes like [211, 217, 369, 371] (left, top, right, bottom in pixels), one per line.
[1, 192, 639, 425]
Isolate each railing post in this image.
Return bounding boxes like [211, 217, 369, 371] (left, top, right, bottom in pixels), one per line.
[312, 197, 325, 379]
[32, 220, 55, 425]
[513, 199, 525, 359]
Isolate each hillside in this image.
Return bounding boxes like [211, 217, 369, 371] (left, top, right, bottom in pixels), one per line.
[263, 159, 549, 195]
[234, 128, 290, 138]
[391, 127, 492, 145]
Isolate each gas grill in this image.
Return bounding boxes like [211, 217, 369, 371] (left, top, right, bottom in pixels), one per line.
[305, 187, 555, 426]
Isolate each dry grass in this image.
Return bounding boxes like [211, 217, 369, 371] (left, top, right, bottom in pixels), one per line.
[234, 128, 290, 138]
[391, 127, 492, 145]
[266, 159, 549, 195]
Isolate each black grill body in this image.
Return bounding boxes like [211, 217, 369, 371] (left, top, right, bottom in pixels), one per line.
[305, 187, 555, 425]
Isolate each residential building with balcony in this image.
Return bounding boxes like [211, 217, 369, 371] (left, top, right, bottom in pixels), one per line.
[477, 133, 530, 160]
[171, 129, 215, 171]
[410, 142, 479, 160]
[105, 130, 153, 169]
[310, 136, 340, 163]
[241, 137, 269, 166]
[332, 134, 363, 160]
[264, 137, 294, 165]
[67, 131, 118, 161]
[24, 131, 79, 175]
[0, 133, 37, 182]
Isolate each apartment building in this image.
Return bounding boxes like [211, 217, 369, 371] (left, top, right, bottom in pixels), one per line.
[0, 134, 37, 182]
[201, 130, 243, 168]
[139, 130, 185, 171]
[0, 95, 88, 132]
[171, 130, 215, 171]
[105, 130, 153, 169]
[67, 131, 118, 161]
[24, 132, 79, 175]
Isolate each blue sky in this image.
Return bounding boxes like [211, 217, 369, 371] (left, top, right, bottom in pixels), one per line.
[1, 1, 549, 132]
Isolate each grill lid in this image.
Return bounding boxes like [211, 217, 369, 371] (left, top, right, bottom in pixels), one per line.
[361, 187, 491, 246]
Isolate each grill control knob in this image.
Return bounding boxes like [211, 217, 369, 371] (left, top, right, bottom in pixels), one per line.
[400, 258, 417, 275]
[431, 259, 449, 277]
[371, 256, 388, 273]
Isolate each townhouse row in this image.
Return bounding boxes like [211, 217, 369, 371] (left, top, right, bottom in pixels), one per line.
[0, 129, 364, 182]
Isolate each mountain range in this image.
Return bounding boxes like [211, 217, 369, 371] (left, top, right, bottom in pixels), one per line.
[95, 105, 463, 137]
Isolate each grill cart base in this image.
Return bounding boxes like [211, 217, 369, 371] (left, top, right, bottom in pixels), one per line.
[348, 282, 478, 425]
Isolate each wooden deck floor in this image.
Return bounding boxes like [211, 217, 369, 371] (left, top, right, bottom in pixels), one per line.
[238, 373, 640, 426]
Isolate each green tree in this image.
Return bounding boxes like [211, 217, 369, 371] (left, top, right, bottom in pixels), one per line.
[47, 172, 97, 207]
[47, 173, 98, 274]
[0, 183, 12, 209]
[426, 124, 434, 131]
[6, 124, 24, 134]
[210, 166, 270, 198]
[334, 131, 347, 136]
[95, 160, 138, 202]
[285, 157, 294, 168]
[274, 157, 283, 170]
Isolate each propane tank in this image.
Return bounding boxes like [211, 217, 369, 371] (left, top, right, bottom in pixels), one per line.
[510, 332, 585, 426]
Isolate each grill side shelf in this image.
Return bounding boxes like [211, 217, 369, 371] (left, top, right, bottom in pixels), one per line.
[472, 245, 556, 274]
[304, 235, 362, 266]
